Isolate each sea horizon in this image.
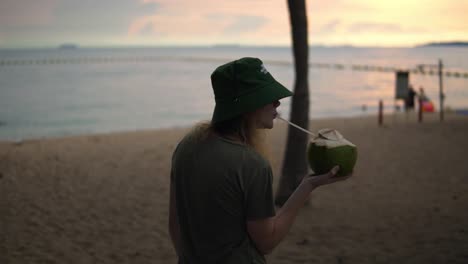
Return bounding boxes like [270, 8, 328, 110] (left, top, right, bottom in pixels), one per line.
[2, 40, 468, 51]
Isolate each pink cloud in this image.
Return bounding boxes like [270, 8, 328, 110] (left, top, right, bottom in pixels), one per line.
[127, 0, 289, 42]
[0, 0, 59, 27]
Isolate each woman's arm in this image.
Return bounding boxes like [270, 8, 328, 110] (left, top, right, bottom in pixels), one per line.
[247, 166, 350, 254]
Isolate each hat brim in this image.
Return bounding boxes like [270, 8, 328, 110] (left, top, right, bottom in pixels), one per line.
[212, 80, 293, 124]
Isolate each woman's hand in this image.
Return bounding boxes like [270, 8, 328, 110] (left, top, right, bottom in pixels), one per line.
[301, 166, 352, 189]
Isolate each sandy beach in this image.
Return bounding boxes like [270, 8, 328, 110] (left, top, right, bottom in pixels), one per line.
[1, 112, 468, 264]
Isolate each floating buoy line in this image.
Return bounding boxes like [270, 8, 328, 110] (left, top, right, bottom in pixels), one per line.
[0, 56, 467, 79]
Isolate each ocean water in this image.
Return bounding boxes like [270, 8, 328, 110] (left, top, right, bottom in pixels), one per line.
[0, 46, 467, 141]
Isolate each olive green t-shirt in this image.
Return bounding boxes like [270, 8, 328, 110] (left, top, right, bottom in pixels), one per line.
[171, 133, 275, 264]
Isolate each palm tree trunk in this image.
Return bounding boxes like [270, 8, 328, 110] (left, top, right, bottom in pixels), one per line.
[275, 0, 310, 206]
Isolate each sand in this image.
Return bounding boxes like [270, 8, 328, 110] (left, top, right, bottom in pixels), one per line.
[1, 113, 468, 264]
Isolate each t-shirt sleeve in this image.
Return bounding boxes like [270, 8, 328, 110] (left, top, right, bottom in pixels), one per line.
[244, 164, 276, 220]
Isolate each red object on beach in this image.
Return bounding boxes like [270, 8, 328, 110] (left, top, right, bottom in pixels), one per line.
[422, 101, 435, 112]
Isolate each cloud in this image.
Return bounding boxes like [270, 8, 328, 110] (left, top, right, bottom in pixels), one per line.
[347, 22, 403, 33]
[0, 0, 161, 47]
[317, 19, 341, 35]
[346, 22, 430, 35]
[223, 15, 268, 34]
[53, 0, 157, 32]
[138, 22, 155, 36]
[0, 0, 58, 27]
[128, 1, 279, 42]
[308, 0, 371, 13]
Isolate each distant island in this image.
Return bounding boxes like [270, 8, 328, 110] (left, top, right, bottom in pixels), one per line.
[211, 44, 241, 48]
[418, 41, 468, 47]
[58, 43, 79, 49]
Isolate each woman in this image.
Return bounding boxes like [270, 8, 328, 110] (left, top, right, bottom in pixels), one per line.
[169, 57, 351, 263]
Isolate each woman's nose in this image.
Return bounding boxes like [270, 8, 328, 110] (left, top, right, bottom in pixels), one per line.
[273, 100, 280, 108]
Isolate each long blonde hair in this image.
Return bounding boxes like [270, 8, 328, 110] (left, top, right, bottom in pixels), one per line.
[187, 114, 271, 162]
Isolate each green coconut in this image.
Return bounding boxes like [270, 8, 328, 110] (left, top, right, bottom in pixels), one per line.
[308, 129, 357, 176]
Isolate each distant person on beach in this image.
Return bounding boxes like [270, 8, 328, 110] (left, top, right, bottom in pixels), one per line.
[418, 86, 435, 112]
[405, 85, 417, 111]
[169, 57, 352, 263]
[418, 87, 429, 102]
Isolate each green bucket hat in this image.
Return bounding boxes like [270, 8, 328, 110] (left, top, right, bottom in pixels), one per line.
[211, 57, 293, 124]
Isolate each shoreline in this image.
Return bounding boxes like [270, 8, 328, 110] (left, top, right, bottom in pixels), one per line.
[0, 111, 458, 144]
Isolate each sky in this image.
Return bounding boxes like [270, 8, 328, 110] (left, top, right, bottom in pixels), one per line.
[0, 0, 467, 48]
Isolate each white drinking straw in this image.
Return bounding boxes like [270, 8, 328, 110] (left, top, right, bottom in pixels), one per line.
[276, 115, 317, 138]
